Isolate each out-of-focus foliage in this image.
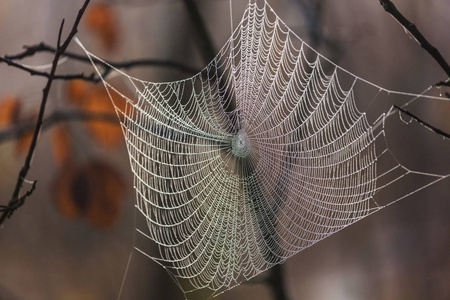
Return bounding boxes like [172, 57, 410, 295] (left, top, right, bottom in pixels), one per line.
[0, 96, 36, 156]
[0, 96, 21, 126]
[85, 3, 119, 51]
[67, 79, 124, 148]
[51, 125, 71, 166]
[52, 159, 124, 228]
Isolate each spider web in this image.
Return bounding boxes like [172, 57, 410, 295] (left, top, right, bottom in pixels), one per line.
[75, 0, 449, 298]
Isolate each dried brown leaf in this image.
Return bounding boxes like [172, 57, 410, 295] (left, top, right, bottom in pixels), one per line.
[51, 126, 71, 166]
[0, 95, 21, 126]
[66, 80, 124, 148]
[52, 160, 124, 228]
[67, 79, 89, 107]
[85, 3, 118, 51]
[84, 161, 124, 228]
[52, 164, 84, 219]
[84, 90, 122, 148]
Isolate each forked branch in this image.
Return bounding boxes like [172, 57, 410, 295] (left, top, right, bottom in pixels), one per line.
[394, 105, 450, 139]
[0, 0, 91, 226]
[2, 42, 198, 82]
[378, 0, 450, 139]
[0, 55, 97, 81]
[378, 0, 450, 86]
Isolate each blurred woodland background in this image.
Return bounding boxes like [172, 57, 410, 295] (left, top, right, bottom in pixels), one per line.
[0, 0, 449, 299]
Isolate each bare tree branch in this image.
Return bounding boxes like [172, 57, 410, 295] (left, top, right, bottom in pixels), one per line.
[0, 181, 36, 217]
[436, 79, 450, 88]
[378, 0, 450, 83]
[1, 42, 199, 83]
[377, 0, 450, 139]
[0, 56, 97, 81]
[394, 105, 450, 139]
[0, 0, 91, 226]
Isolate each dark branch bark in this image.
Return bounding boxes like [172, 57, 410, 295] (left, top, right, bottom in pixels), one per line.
[0, 181, 36, 216]
[1, 42, 199, 83]
[394, 105, 450, 139]
[379, 1, 450, 134]
[0, 56, 97, 81]
[5, 42, 199, 75]
[378, 0, 450, 82]
[0, 0, 91, 226]
[436, 79, 450, 88]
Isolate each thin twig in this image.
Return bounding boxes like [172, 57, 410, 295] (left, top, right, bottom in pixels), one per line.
[2, 42, 199, 82]
[436, 79, 450, 88]
[0, 181, 36, 215]
[0, 56, 97, 81]
[0, 0, 91, 226]
[0, 110, 118, 144]
[378, 0, 450, 83]
[394, 105, 450, 139]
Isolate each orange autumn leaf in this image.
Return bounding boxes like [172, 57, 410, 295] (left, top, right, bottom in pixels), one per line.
[66, 79, 128, 114]
[51, 126, 71, 166]
[88, 120, 123, 147]
[85, 3, 118, 51]
[52, 160, 124, 228]
[0, 95, 21, 126]
[52, 164, 84, 219]
[66, 80, 123, 148]
[85, 89, 112, 112]
[67, 79, 89, 106]
[83, 161, 124, 228]
[85, 90, 122, 148]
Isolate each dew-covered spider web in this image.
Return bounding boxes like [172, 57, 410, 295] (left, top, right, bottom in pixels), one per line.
[75, 0, 450, 298]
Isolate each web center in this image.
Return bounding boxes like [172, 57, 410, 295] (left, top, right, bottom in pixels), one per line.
[231, 129, 251, 158]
